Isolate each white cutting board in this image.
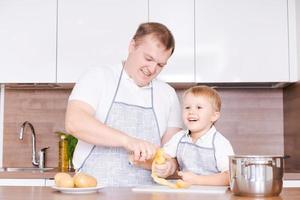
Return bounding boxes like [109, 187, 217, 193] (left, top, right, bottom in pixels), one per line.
[132, 185, 228, 194]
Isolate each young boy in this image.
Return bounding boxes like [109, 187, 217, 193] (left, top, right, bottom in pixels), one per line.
[153, 85, 234, 186]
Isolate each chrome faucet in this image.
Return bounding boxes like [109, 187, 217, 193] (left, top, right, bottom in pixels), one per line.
[19, 121, 49, 168]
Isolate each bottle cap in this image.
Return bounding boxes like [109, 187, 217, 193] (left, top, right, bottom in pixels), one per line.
[60, 134, 66, 139]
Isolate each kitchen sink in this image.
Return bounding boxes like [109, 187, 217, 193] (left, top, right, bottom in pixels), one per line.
[0, 167, 54, 172]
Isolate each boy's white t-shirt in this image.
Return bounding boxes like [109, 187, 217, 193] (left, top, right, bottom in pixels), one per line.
[69, 63, 183, 169]
[163, 126, 234, 172]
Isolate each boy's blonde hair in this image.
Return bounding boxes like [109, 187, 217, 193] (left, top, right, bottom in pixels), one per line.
[183, 85, 221, 112]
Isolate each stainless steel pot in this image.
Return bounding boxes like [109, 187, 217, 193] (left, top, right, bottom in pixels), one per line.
[229, 155, 284, 197]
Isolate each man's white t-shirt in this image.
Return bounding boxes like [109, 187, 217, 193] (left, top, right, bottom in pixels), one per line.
[69, 63, 183, 169]
[163, 126, 234, 172]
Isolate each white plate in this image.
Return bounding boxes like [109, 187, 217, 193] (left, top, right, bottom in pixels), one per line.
[52, 185, 105, 194]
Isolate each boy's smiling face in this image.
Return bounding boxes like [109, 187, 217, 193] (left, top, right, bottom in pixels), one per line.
[182, 93, 220, 136]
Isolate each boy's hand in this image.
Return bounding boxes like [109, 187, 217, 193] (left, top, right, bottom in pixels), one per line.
[151, 149, 177, 178]
[151, 149, 188, 189]
[178, 171, 198, 184]
[153, 160, 174, 178]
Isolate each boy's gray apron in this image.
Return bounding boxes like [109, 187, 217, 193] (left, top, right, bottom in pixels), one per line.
[79, 67, 161, 187]
[176, 131, 220, 175]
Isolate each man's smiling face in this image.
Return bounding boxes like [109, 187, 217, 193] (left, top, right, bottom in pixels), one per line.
[124, 34, 172, 87]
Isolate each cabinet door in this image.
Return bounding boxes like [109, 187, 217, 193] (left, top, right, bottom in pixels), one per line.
[149, 0, 194, 83]
[195, 0, 289, 82]
[0, 179, 45, 186]
[0, 0, 56, 83]
[45, 179, 55, 186]
[57, 0, 148, 83]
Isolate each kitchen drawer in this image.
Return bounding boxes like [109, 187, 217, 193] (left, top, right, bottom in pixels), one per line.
[283, 180, 300, 188]
[45, 179, 55, 187]
[0, 179, 46, 186]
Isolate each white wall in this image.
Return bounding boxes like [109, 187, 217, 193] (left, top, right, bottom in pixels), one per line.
[296, 0, 300, 80]
[289, 0, 300, 81]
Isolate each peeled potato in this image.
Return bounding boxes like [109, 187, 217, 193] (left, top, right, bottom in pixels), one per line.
[73, 173, 97, 188]
[54, 172, 74, 188]
[154, 149, 166, 164]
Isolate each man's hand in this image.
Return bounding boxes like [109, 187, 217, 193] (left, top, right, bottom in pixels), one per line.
[128, 154, 153, 170]
[123, 136, 158, 162]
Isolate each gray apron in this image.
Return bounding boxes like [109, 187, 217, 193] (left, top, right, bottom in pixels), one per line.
[80, 67, 161, 187]
[176, 131, 220, 175]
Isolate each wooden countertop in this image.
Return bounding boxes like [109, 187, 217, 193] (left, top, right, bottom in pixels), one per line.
[0, 170, 298, 180]
[0, 187, 299, 200]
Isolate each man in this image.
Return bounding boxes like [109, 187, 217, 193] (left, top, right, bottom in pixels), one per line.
[65, 22, 182, 186]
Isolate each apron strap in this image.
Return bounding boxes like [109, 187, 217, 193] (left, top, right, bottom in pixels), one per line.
[104, 66, 124, 123]
[211, 131, 220, 172]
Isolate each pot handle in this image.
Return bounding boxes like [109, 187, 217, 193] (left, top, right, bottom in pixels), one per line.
[244, 160, 273, 167]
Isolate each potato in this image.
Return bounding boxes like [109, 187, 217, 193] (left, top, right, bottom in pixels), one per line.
[154, 149, 166, 164]
[59, 177, 74, 188]
[73, 173, 97, 188]
[54, 172, 74, 188]
[151, 149, 189, 189]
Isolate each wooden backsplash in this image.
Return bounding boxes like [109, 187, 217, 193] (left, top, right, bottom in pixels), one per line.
[283, 83, 300, 172]
[3, 88, 71, 167]
[3, 86, 284, 168]
[215, 88, 283, 155]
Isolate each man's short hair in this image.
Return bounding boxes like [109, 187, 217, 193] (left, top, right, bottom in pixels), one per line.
[133, 22, 175, 55]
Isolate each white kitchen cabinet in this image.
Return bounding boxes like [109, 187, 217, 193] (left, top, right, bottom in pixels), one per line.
[0, 179, 45, 186]
[0, 178, 55, 186]
[291, 0, 300, 81]
[57, 0, 148, 83]
[0, 0, 56, 83]
[45, 179, 55, 187]
[195, 0, 290, 83]
[149, 0, 195, 83]
[283, 180, 300, 187]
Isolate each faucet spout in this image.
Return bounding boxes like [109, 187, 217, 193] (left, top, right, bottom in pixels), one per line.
[19, 121, 39, 166]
